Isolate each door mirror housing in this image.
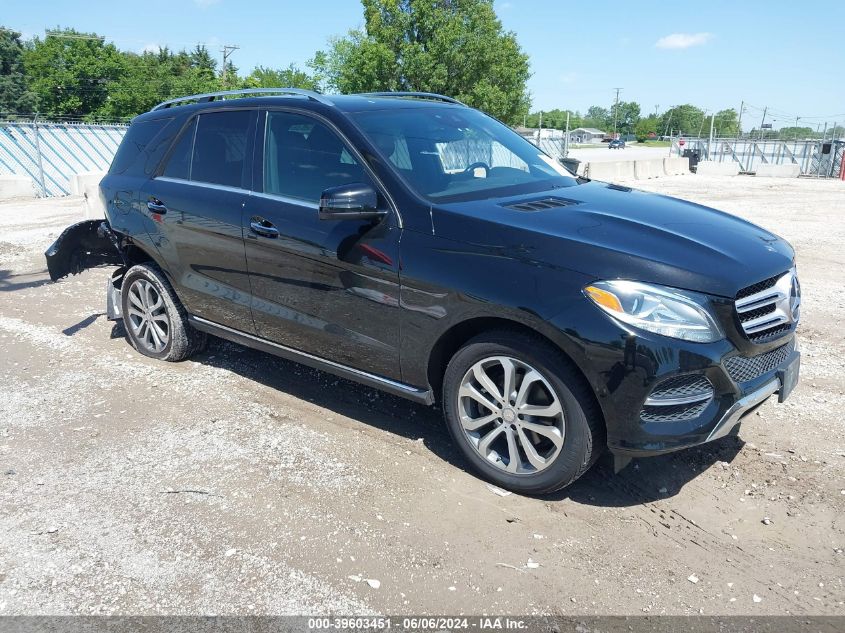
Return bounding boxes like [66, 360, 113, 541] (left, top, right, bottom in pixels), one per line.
[318, 183, 385, 221]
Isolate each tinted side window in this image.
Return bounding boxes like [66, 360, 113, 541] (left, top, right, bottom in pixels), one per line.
[162, 118, 196, 180]
[192, 111, 252, 188]
[109, 117, 172, 175]
[264, 112, 368, 202]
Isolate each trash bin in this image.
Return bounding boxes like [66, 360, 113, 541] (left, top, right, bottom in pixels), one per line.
[682, 149, 701, 173]
[560, 157, 581, 175]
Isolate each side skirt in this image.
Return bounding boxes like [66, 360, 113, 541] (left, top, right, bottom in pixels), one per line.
[187, 315, 435, 406]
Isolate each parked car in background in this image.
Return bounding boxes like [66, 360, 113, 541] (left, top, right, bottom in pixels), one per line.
[45, 89, 801, 494]
[608, 139, 626, 149]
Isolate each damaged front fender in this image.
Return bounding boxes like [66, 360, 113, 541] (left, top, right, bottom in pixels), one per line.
[45, 220, 126, 281]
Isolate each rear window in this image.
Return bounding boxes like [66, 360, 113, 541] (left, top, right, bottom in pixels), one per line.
[162, 119, 196, 180]
[109, 117, 172, 175]
[192, 111, 251, 188]
[159, 111, 252, 188]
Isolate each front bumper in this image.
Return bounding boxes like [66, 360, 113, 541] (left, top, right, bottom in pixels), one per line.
[548, 303, 800, 458]
[611, 339, 798, 458]
[705, 377, 779, 443]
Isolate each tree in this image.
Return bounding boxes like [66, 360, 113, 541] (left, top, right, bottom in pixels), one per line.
[777, 126, 815, 140]
[0, 27, 37, 115]
[101, 47, 221, 119]
[310, 0, 531, 123]
[23, 28, 124, 118]
[660, 104, 705, 137]
[524, 108, 579, 130]
[634, 115, 659, 142]
[610, 100, 640, 135]
[189, 45, 217, 77]
[583, 106, 610, 130]
[243, 64, 319, 90]
[712, 108, 739, 137]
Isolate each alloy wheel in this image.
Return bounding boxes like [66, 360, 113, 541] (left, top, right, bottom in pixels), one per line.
[457, 356, 565, 474]
[126, 278, 170, 354]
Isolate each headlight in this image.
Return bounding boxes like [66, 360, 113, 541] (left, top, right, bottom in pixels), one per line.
[583, 280, 723, 343]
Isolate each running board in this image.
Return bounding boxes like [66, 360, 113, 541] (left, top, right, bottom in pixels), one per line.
[188, 316, 435, 406]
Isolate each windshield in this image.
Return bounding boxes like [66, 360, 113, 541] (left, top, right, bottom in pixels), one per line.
[351, 106, 578, 202]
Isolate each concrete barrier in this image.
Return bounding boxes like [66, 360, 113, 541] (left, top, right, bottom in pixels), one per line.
[664, 156, 690, 176]
[575, 161, 587, 177]
[695, 161, 740, 176]
[0, 175, 36, 200]
[634, 158, 665, 179]
[586, 160, 636, 181]
[82, 183, 107, 219]
[755, 163, 801, 178]
[69, 171, 105, 196]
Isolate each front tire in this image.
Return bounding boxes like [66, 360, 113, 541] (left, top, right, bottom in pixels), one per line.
[442, 330, 604, 494]
[120, 263, 206, 361]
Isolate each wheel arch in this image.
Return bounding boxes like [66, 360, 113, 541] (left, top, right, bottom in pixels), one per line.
[426, 317, 606, 431]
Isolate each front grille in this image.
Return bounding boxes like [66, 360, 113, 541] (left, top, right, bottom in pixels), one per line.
[641, 399, 709, 423]
[640, 374, 714, 423]
[648, 375, 714, 401]
[740, 303, 776, 322]
[504, 197, 580, 212]
[748, 324, 792, 343]
[736, 274, 779, 300]
[724, 340, 794, 383]
[734, 270, 798, 341]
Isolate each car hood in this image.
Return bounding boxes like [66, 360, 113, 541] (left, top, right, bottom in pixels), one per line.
[430, 181, 795, 298]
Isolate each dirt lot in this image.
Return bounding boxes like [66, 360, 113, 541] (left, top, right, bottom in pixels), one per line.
[0, 175, 843, 616]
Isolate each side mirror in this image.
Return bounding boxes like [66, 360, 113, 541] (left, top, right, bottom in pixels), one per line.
[318, 183, 386, 221]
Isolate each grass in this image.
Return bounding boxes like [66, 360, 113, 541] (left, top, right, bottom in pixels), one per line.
[637, 140, 672, 147]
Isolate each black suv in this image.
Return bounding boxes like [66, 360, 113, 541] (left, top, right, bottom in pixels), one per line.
[47, 89, 801, 494]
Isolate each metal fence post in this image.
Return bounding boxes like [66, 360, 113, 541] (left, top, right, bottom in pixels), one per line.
[32, 113, 48, 197]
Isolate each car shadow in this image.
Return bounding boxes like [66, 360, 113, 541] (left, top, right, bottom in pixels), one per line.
[143, 334, 747, 508]
[62, 312, 106, 336]
[553, 435, 745, 506]
[190, 335, 463, 465]
[0, 269, 53, 293]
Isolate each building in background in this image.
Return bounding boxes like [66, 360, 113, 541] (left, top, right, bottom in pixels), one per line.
[568, 127, 607, 143]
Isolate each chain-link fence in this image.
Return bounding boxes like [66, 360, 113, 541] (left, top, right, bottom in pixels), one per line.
[672, 137, 845, 177]
[0, 118, 128, 197]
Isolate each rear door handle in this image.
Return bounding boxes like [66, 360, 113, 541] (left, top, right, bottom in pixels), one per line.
[250, 217, 279, 238]
[147, 198, 168, 214]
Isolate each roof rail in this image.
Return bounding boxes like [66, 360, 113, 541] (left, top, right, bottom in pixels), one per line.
[356, 91, 466, 106]
[151, 88, 333, 111]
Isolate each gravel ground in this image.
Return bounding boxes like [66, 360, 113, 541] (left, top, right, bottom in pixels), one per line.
[0, 176, 843, 616]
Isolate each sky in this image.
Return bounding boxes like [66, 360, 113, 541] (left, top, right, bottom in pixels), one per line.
[6, 0, 845, 130]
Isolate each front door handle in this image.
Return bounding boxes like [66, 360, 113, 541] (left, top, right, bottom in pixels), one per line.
[147, 198, 168, 214]
[250, 217, 279, 238]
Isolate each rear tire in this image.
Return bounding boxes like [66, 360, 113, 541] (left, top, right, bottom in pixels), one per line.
[120, 263, 206, 361]
[442, 330, 604, 494]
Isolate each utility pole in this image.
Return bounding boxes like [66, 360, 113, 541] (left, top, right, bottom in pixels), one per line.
[220, 44, 240, 89]
[32, 113, 47, 197]
[663, 106, 675, 138]
[697, 110, 709, 138]
[759, 106, 767, 141]
[736, 100, 744, 140]
[708, 112, 715, 161]
[612, 88, 622, 137]
[564, 111, 570, 157]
